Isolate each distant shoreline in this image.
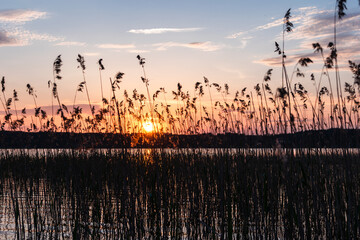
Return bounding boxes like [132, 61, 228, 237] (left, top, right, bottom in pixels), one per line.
[0, 128, 359, 149]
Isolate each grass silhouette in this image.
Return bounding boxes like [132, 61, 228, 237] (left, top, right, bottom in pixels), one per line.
[1, 148, 360, 238]
[0, 6, 359, 137]
[0, 2, 360, 239]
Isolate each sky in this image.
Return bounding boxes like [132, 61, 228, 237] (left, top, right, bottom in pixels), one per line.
[0, 0, 360, 108]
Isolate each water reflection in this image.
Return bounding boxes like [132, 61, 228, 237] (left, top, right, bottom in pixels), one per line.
[0, 149, 359, 239]
[0, 147, 358, 157]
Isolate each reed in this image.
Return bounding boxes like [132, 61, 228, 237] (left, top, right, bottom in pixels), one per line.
[0, 148, 359, 239]
[0, 2, 359, 238]
[0, 4, 358, 136]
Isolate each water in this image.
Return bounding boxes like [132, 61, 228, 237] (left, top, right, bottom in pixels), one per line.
[0, 149, 359, 239]
[0, 147, 358, 157]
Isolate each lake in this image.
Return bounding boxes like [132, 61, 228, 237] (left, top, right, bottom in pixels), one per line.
[0, 148, 359, 239]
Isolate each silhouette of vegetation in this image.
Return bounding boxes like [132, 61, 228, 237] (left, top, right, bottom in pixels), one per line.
[1, 3, 360, 238]
[0, 6, 359, 138]
[1, 148, 360, 239]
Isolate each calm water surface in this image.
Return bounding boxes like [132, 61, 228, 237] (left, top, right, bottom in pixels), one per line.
[0, 148, 359, 239]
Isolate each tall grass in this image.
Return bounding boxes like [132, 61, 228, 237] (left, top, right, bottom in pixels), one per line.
[0, 149, 359, 239]
[0, 5, 359, 135]
[0, 3, 359, 239]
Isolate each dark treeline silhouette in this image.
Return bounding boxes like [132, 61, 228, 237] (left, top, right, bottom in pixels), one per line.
[0, 128, 359, 148]
[1, 2, 360, 239]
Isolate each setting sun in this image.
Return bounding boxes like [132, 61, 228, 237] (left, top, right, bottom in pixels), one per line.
[143, 121, 154, 132]
[1, 0, 359, 238]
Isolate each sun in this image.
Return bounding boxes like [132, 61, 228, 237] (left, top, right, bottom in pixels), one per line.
[143, 121, 154, 133]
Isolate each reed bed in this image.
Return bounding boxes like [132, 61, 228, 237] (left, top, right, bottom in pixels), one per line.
[0, 3, 359, 135]
[0, 2, 360, 239]
[0, 149, 359, 239]
[3, 49, 360, 135]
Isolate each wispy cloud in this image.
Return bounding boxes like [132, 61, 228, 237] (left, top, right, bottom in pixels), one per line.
[254, 52, 319, 67]
[255, 7, 360, 68]
[127, 49, 149, 54]
[255, 6, 319, 31]
[0, 10, 61, 47]
[154, 41, 222, 52]
[0, 30, 20, 46]
[97, 44, 135, 49]
[287, 10, 360, 43]
[83, 52, 100, 57]
[6, 28, 63, 45]
[128, 27, 202, 34]
[226, 32, 253, 49]
[255, 18, 285, 31]
[226, 31, 245, 39]
[0, 9, 47, 23]
[55, 41, 86, 46]
[227, 7, 318, 41]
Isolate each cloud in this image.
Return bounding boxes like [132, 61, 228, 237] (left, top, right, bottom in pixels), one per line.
[0, 28, 62, 47]
[0, 30, 20, 46]
[255, 7, 360, 68]
[226, 31, 253, 49]
[127, 49, 149, 54]
[154, 41, 223, 52]
[83, 52, 100, 57]
[0, 9, 61, 47]
[226, 31, 245, 39]
[256, 18, 285, 31]
[0, 9, 47, 23]
[97, 44, 135, 49]
[6, 28, 63, 45]
[128, 27, 202, 34]
[227, 6, 320, 40]
[239, 36, 253, 49]
[55, 41, 86, 46]
[255, 6, 319, 31]
[254, 52, 319, 67]
[287, 11, 360, 42]
[227, 6, 318, 42]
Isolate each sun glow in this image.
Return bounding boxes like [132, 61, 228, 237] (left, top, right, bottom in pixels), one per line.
[143, 121, 154, 133]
